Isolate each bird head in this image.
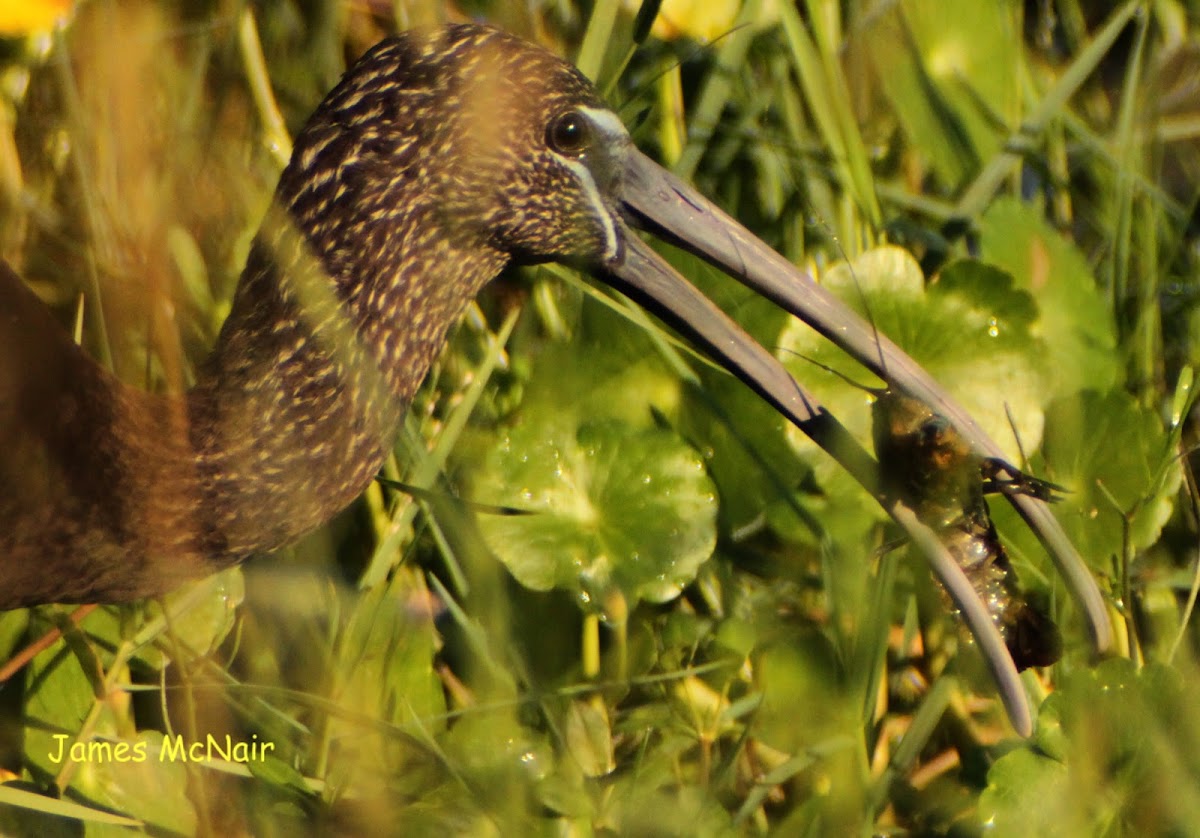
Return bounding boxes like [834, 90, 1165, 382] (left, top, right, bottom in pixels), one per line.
[278, 26, 632, 274]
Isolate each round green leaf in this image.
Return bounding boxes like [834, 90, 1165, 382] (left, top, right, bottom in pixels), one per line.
[978, 745, 1071, 835]
[516, 294, 685, 430]
[999, 389, 1182, 566]
[777, 246, 1048, 473]
[978, 197, 1121, 395]
[472, 418, 718, 611]
[982, 660, 1200, 836]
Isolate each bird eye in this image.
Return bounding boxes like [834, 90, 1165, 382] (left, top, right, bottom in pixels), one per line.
[547, 110, 590, 156]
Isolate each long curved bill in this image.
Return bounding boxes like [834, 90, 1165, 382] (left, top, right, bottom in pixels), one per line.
[597, 225, 1035, 734]
[594, 149, 1111, 729]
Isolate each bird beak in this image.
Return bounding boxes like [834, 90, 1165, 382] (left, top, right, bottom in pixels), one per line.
[594, 149, 1111, 729]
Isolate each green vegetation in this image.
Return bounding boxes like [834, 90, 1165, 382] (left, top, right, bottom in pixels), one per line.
[2, 0, 1199, 834]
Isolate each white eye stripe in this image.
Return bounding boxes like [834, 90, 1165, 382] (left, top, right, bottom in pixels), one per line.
[548, 106, 629, 262]
[559, 156, 619, 261]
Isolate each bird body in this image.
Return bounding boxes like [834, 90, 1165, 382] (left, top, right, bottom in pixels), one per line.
[0, 22, 1110, 689]
[1, 25, 597, 606]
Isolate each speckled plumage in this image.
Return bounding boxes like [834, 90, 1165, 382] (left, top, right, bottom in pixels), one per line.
[0, 25, 622, 607]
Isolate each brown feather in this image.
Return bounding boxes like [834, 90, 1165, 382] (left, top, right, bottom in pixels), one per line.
[0, 24, 612, 607]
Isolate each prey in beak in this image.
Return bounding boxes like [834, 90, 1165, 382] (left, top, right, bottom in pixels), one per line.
[0, 24, 1109, 737]
[555, 109, 1111, 736]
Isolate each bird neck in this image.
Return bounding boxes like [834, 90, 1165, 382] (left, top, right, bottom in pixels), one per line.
[190, 199, 508, 561]
[0, 196, 507, 607]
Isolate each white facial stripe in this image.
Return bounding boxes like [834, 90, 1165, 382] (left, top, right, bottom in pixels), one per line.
[559, 156, 619, 261]
[550, 106, 630, 263]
